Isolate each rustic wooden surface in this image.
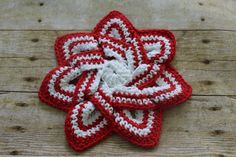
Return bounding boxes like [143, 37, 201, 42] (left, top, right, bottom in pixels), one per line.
[0, 0, 235, 156]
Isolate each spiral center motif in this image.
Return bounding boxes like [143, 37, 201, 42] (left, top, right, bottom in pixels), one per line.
[101, 60, 132, 88]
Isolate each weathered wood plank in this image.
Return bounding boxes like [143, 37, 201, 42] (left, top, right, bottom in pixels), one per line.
[0, 92, 235, 156]
[0, 0, 236, 30]
[0, 30, 235, 95]
[1, 31, 236, 61]
[1, 66, 236, 96]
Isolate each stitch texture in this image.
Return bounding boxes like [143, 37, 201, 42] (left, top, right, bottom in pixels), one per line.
[39, 10, 192, 152]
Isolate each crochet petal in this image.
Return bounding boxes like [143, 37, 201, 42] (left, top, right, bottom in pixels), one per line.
[93, 10, 136, 42]
[39, 66, 83, 111]
[93, 11, 148, 67]
[90, 91, 162, 148]
[113, 108, 162, 148]
[54, 33, 98, 65]
[139, 29, 176, 64]
[111, 65, 192, 109]
[65, 101, 112, 151]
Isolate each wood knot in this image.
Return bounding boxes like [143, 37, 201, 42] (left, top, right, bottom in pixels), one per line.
[28, 56, 38, 61]
[31, 38, 39, 42]
[202, 80, 213, 85]
[11, 126, 26, 133]
[198, 2, 203, 6]
[39, 2, 44, 6]
[210, 130, 225, 136]
[202, 39, 210, 44]
[202, 59, 210, 64]
[23, 77, 37, 82]
[15, 102, 28, 107]
[208, 106, 222, 111]
[38, 18, 42, 23]
[10, 150, 20, 155]
[201, 17, 205, 22]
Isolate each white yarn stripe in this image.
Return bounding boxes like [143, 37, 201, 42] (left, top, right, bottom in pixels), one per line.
[70, 54, 102, 66]
[130, 37, 144, 65]
[144, 42, 162, 59]
[109, 28, 122, 39]
[76, 71, 94, 102]
[71, 42, 98, 54]
[48, 66, 76, 102]
[132, 64, 150, 79]
[100, 18, 131, 42]
[152, 70, 182, 102]
[134, 64, 161, 86]
[89, 70, 103, 94]
[103, 47, 126, 63]
[71, 102, 107, 138]
[141, 35, 172, 63]
[99, 37, 135, 71]
[81, 101, 102, 126]
[114, 111, 154, 136]
[63, 35, 98, 60]
[59, 67, 82, 93]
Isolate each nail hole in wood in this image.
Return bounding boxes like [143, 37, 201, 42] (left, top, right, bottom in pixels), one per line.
[39, 2, 44, 6]
[202, 59, 210, 64]
[23, 77, 37, 82]
[11, 126, 26, 133]
[202, 39, 210, 44]
[31, 38, 39, 42]
[198, 2, 203, 6]
[10, 150, 19, 155]
[15, 102, 29, 107]
[202, 80, 213, 85]
[208, 106, 222, 111]
[28, 56, 38, 61]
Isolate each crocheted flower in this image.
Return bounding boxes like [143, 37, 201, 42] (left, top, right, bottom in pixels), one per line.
[39, 11, 192, 151]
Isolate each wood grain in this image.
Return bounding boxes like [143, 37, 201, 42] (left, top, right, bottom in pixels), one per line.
[0, 92, 235, 156]
[0, 0, 235, 30]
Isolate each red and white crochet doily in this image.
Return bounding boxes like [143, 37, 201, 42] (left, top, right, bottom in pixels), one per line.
[39, 10, 192, 152]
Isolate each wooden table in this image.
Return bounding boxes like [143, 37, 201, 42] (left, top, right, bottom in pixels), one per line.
[0, 0, 235, 156]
